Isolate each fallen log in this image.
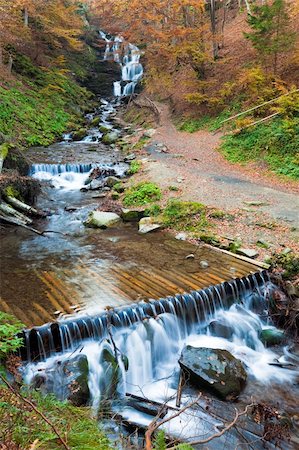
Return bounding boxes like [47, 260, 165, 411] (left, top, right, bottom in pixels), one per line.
[5, 195, 46, 218]
[125, 392, 179, 412]
[0, 214, 47, 236]
[0, 201, 33, 224]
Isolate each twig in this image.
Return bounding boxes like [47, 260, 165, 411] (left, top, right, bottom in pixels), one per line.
[0, 374, 70, 450]
[167, 402, 255, 448]
[145, 395, 202, 450]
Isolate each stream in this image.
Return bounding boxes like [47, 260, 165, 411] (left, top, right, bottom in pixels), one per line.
[1, 33, 299, 449]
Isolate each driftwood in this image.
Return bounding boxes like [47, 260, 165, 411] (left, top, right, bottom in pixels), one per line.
[175, 369, 185, 408]
[0, 214, 47, 236]
[0, 201, 33, 224]
[5, 195, 46, 218]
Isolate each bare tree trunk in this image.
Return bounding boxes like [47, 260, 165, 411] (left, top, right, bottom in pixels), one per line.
[0, 45, 3, 66]
[24, 8, 29, 27]
[7, 54, 13, 74]
[209, 0, 219, 59]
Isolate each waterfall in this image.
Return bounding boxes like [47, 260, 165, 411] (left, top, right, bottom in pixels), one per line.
[30, 163, 127, 190]
[99, 31, 143, 97]
[23, 270, 297, 418]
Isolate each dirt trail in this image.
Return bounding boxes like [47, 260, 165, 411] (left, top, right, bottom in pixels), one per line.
[143, 103, 299, 227]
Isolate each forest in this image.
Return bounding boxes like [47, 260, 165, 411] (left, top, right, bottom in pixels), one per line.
[0, 1, 299, 450]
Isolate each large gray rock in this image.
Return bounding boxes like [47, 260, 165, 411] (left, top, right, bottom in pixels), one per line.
[84, 211, 121, 229]
[179, 346, 247, 400]
[138, 217, 161, 234]
[237, 248, 259, 258]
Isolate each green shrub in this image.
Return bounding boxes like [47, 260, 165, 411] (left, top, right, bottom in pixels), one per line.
[127, 160, 142, 175]
[144, 204, 162, 216]
[123, 182, 162, 206]
[0, 312, 24, 359]
[268, 252, 299, 279]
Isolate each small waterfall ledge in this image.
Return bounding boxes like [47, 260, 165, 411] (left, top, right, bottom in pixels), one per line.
[21, 270, 269, 362]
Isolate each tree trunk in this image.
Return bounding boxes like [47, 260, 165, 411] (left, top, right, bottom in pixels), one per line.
[209, 0, 219, 60]
[24, 8, 29, 27]
[5, 196, 46, 218]
[7, 55, 13, 74]
[0, 202, 33, 225]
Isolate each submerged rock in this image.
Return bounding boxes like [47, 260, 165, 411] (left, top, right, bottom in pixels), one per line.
[84, 211, 121, 229]
[72, 128, 87, 141]
[260, 328, 285, 346]
[179, 346, 247, 400]
[138, 217, 161, 234]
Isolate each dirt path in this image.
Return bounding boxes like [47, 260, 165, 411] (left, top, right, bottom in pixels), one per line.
[142, 103, 299, 227]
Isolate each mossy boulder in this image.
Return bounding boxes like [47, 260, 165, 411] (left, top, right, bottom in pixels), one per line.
[179, 346, 247, 400]
[84, 211, 121, 229]
[72, 128, 88, 141]
[104, 176, 121, 188]
[260, 328, 285, 346]
[90, 116, 101, 127]
[121, 208, 145, 222]
[63, 355, 90, 406]
[102, 131, 119, 144]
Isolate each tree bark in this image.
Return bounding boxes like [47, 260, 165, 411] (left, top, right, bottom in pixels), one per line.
[0, 202, 33, 225]
[24, 8, 29, 27]
[7, 54, 13, 74]
[5, 195, 46, 218]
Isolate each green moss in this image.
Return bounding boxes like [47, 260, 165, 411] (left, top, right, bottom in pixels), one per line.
[4, 185, 22, 201]
[127, 160, 142, 175]
[123, 182, 162, 206]
[161, 199, 208, 233]
[0, 143, 10, 160]
[144, 204, 162, 217]
[168, 185, 179, 191]
[268, 251, 299, 279]
[0, 68, 91, 147]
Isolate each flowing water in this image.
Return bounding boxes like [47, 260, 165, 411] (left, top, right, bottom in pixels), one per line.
[100, 31, 143, 97]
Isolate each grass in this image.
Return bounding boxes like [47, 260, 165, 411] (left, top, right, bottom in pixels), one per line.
[161, 199, 209, 233]
[178, 110, 232, 133]
[220, 117, 299, 179]
[0, 56, 91, 147]
[123, 182, 162, 206]
[0, 386, 112, 450]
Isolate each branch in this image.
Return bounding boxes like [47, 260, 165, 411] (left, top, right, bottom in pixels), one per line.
[0, 374, 70, 450]
[145, 395, 202, 450]
[167, 402, 255, 448]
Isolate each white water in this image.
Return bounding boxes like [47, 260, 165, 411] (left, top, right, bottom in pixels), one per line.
[30, 163, 127, 190]
[99, 31, 143, 97]
[24, 298, 296, 407]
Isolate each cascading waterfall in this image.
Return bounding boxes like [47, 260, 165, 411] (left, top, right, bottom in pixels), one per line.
[99, 31, 143, 97]
[30, 163, 127, 190]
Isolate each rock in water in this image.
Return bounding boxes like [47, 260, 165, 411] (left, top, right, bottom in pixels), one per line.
[104, 176, 121, 188]
[63, 355, 90, 406]
[84, 211, 121, 229]
[260, 328, 285, 346]
[179, 346, 247, 400]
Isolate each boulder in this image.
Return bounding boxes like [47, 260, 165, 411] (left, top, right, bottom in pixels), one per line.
[63, 355, 90, 406]
[209, 320, 234, 340]
[84, 211, 121, 229]
[121, 208, 145, 222]
[179, 346, 247, 400]
[102, 131, 119, 144]
[84, 167, 116, 185]
[260, 328, 285, 346]
[90, 116, 101, 127]
[124, 153, 136, 162]
[99, 124, 112, 134]
[138, 217, 161, 234]
[104, 176, 121, 188]
[72, 128, 87, 141]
